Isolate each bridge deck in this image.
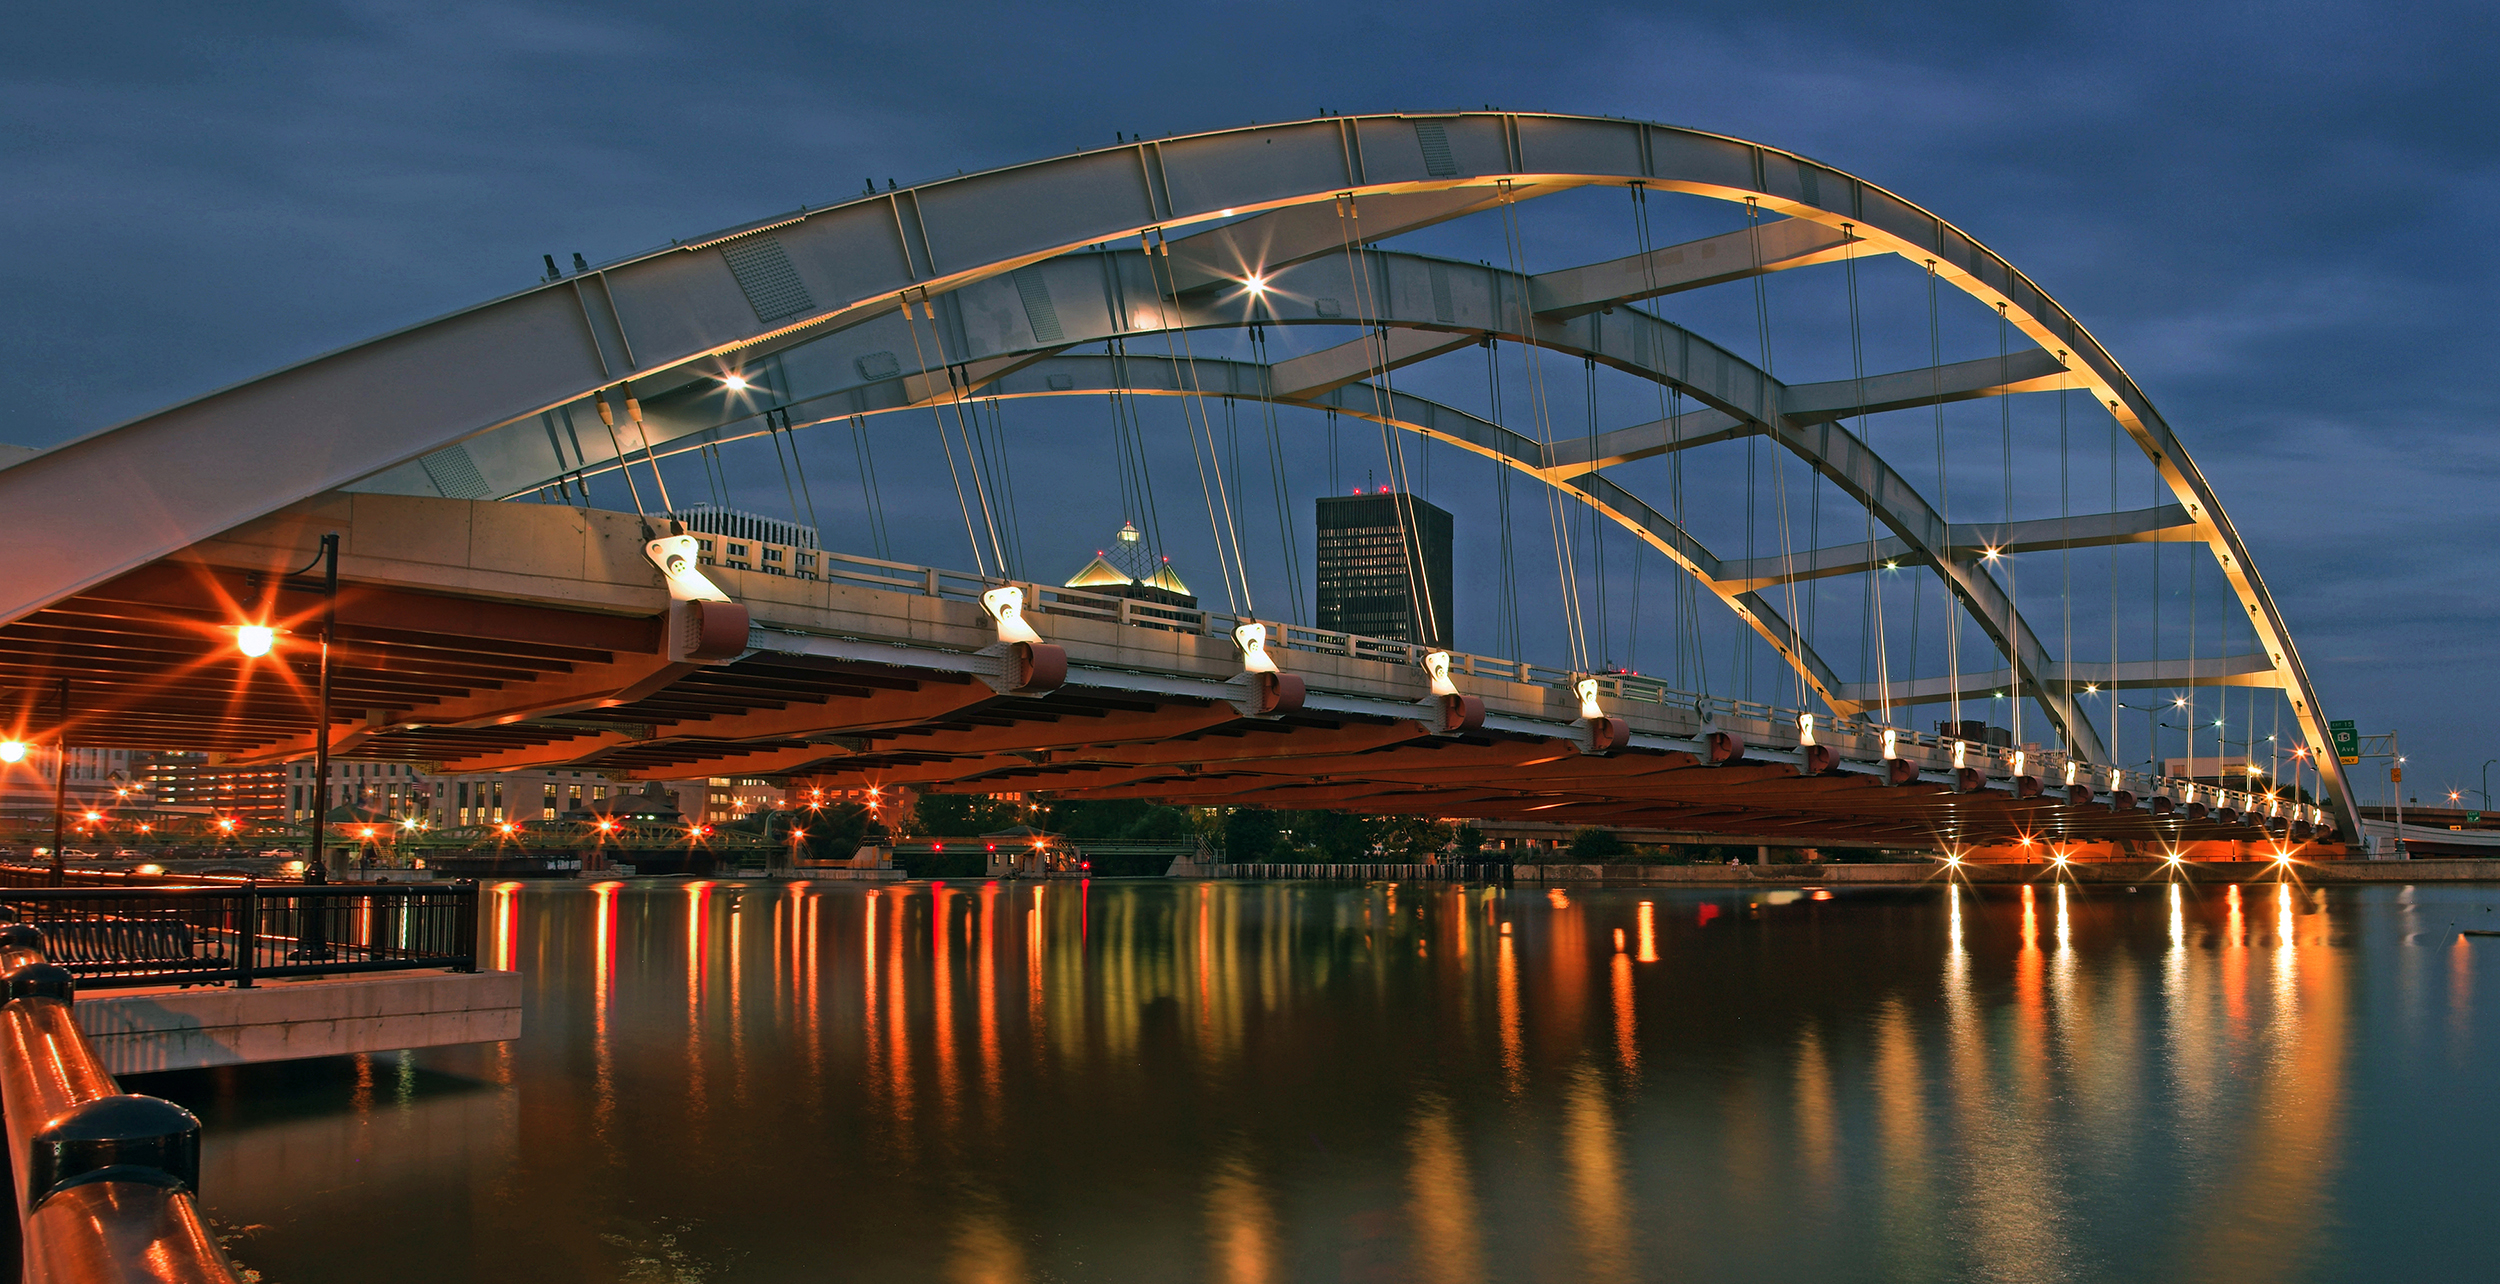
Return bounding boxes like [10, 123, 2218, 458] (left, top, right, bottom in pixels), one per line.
[0, 492, 2330, 856]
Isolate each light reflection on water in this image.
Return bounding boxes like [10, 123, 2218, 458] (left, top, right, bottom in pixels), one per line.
[132, 878, 2500, 1282]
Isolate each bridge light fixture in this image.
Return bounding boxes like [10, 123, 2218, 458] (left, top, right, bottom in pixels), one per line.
[236, 624, 276, 657]
[401, 816, 423, 832]
[2084, 684, 2099, 695]
[0, 741, 24, 764]
[2173, 696, 2189, 709]
[1883, 560, 1898, 570]
[1982, 546, 2002, 561]
[1242, 273, 1268, 296]
[721, 373, 751, 392]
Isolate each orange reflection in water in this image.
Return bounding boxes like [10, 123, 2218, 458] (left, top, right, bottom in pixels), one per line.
[1635, 900, 1657, 962]
[1610, 953, 1637, 1078]
[590, 880, 618, 1151]
[933, 884, 958, 1125]
[1404, 1094, 1485, 1284]
[1496, 933, 1523, 1094]
[979, 881, 1001, 1106]
[1203, 1147, 1280, 1284]
[1562, 1065, 1635, 1283]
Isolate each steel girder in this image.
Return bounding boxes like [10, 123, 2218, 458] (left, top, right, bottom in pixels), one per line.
[0, 111, 2346, 828]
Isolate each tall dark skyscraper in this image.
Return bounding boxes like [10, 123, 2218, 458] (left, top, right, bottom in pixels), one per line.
[1315, 491, 1454, 648]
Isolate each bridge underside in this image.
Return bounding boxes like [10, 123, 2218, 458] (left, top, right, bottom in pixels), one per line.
[0, 492, 2327, 858]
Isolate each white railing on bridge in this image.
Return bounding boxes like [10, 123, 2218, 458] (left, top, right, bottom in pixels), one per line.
[791, 548, 2307, 827]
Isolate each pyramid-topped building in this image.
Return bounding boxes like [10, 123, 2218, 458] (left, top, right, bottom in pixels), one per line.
[1062, 521, 1196, 608]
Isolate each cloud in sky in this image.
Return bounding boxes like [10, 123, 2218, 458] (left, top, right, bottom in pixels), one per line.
[2, 0, 2493, 789]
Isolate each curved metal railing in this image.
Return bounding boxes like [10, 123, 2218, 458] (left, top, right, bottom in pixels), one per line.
[0, 912, 239, 1282]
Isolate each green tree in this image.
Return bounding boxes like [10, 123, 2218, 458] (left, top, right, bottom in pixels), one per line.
[777, 802, 872, 860]
[1304, 810, 1381, 861]
[1569, 827, 1628, 861]
[1453, 824, 1486, 860]
[1378, 815, 1455, 860]
[914, 793, 1023, 837]
[1222, 807, 1284, 861]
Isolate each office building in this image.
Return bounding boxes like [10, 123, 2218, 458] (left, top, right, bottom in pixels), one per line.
[1316, 490, 1453, 648]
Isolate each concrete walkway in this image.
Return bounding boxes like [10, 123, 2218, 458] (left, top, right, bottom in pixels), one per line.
[1514, 859, 2500, 886]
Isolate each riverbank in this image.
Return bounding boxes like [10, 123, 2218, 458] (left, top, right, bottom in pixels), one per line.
[1514, 858, 2500, 885]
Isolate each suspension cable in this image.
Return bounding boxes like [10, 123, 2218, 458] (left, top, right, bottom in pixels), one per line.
[1748, 198, 1807, 712]
[1485, 335, 1523, 658]
[1843, 224, 1890, 727]
[896, 290, 994, 576]
[849, 414, 892, 561]
[1496, 185, 1590, 672]
[1927, 261, 1959, 736]
[1249, 326, 1307, 624]
[1143, 227, 1252, 615]
[1337, 196, 1437, 645]
[1998, 303, 2018, 750]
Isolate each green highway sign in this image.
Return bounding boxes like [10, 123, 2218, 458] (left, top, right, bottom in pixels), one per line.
[2330, 719, 2359, 765]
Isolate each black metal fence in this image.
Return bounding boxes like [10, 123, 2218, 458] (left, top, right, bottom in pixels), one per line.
[0, 883, 479, 989]
[1213, 862, 1510, 883]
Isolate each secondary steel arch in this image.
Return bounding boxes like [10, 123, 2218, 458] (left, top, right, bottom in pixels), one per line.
[0, 110, 2347, 827]
[431, 243, 2115, 762]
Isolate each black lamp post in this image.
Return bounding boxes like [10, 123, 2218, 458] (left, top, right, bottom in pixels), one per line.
[48, 678, 67, 885]
[305, 534, 336, 884]
[249, 535, 337, 883]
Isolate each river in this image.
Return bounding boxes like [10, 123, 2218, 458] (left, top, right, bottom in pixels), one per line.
[132, 877, 2500, 1282]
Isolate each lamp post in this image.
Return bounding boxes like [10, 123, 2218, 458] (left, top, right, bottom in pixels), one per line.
[48, 678, 67, 885]
[2481, 759, 2495, 814]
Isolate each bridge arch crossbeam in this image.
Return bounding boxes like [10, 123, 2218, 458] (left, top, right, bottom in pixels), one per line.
[463, 245, 2107, 755]
[476, 277, 2109, 761]
[711, 351, 2110, 760]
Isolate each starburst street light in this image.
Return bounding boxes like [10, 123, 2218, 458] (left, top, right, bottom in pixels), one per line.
[0, 741, 23, 764]
[236, 624, 275, 657]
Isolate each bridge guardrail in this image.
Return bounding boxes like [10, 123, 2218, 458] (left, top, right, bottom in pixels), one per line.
[0, 915, 242, 1283]
[0, 883, 479, 990]
[804, 550, 2315, 830]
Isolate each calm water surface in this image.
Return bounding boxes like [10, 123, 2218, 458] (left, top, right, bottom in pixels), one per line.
[134, 877, 2500, 1282]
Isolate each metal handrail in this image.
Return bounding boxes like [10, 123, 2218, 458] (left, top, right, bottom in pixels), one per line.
[785, 550, 2325, 822]
[0, 918, 241, 1282]
[0, 883, 481, 990]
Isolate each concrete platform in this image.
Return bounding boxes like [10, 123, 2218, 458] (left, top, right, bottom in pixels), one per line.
[1514, 859, 2500, 886]
[73, 969, 521, 1076]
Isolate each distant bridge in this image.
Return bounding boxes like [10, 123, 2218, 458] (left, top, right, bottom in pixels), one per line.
[0, 112, 2349, 855]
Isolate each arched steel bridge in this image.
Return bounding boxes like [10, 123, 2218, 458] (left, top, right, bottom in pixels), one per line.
[0, 111, 2352, 851]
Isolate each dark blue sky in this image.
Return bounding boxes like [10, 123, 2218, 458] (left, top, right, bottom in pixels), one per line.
[4, 2, 2494, 801]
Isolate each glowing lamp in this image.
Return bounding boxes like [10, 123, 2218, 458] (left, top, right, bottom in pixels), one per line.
[215, 818, 237, 832]
[1243, 273, 1268, 295]
[236, 625, 275, 657]
[722, 373, 751, 392]
[1, 741, 26, 764]
[82, 811, 101, 823]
